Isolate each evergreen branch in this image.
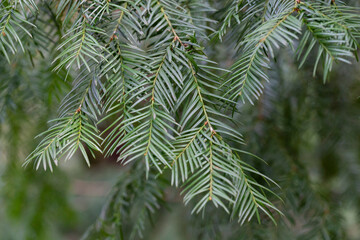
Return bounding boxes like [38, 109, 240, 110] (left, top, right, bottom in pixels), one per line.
[144, 52, 167, 157]
[24, 68, 103, 170]
[208, 139, 214, 201]
[0, 0, 34, 61]
[53, 15, 106, 72]
[237, 9, 295, 98]
[172, 124, 206, 167]
[111, 2, 128, 36]
[223, 1, 301, 103]
[297, 2, 359, 81]
[214, 0, 264, 41]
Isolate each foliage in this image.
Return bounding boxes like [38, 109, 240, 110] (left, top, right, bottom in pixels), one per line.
[0, 0, 360, 239]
